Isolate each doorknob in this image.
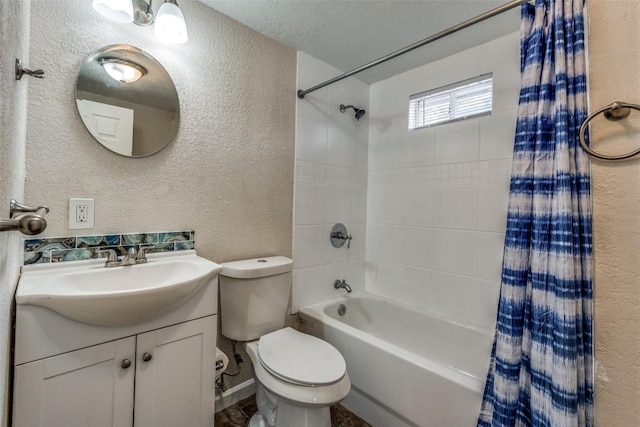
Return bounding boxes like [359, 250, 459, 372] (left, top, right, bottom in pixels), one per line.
[142, 352, 153, 362]
[121, 359, 132, 369]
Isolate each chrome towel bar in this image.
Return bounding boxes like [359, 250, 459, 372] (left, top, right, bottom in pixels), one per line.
[579, 101, 640, 160]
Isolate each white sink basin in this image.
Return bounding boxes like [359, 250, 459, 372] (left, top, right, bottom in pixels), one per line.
[16, 252, 222, 326]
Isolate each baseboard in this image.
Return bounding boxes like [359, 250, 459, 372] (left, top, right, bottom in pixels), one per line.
[214, 379, 256, 412]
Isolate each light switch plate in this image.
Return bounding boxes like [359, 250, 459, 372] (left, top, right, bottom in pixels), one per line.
[69, 198, 94, 229]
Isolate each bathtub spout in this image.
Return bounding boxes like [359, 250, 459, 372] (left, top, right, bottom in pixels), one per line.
[334, 279, 352, 293]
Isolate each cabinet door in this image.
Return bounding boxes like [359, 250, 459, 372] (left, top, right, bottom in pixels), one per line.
[13, 336, 136, 427]
[134, 315, 216, 427]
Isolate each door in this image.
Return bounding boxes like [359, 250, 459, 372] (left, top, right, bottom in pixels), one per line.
[134, 316, 216, 427]
[76, 99, 135, 156]
[13, 336, 136, 427]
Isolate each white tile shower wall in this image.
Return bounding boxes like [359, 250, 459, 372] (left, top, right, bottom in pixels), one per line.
[366, 32, 520, 331]
[292, 52, 370, 312]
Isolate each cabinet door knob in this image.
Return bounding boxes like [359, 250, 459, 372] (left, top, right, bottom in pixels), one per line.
[121, 359, 132, 369]
[142, 352, 153, 362]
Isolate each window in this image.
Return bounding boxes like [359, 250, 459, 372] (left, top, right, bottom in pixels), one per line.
[408, 73, 493, 130]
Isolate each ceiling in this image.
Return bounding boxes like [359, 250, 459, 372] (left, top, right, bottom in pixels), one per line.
[199, 0, 521, 84]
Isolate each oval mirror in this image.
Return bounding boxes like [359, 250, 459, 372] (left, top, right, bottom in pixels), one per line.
[75, 44, 180, 157]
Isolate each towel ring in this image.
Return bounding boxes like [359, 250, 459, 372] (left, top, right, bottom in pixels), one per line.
[579, 101, 640, 161]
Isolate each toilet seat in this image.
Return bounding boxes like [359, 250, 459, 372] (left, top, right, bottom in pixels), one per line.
[258, 328, 346, 386]
[246, 339, 351, 407]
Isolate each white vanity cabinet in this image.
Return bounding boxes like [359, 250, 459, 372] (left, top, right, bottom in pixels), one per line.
[12, 252, 220, 427]
[13, 316, 216, 427]
[134, 316, 216, 427]
[13, 336, 136, 427]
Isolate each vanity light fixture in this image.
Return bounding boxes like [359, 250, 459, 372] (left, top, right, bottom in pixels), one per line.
[154, 0, 188, 44]
[92, 0, 135, 23]
[98, 57, 147, 83]
[92, 0, 188, 44]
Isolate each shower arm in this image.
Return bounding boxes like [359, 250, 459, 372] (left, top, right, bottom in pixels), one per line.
[339, 104, 366, 120]
[297, 0, 529, 99]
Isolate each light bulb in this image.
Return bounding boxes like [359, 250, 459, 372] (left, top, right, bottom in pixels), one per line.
[154, 1, 188, 44]
[92, 0, 134, 23]
[99, 59, 146, 83]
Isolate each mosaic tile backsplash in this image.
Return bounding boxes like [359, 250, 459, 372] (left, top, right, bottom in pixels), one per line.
[24, 231, 195, 265]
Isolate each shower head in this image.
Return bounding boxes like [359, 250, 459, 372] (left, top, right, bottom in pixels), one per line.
[339, 104, 366, 121]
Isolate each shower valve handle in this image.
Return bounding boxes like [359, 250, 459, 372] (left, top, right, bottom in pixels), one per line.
[331, 231, 352, 248]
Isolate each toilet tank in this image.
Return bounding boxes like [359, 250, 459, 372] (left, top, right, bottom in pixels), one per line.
[219, 256, 293, 341]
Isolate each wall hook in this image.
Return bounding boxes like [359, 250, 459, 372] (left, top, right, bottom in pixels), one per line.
[15, 59, 44, 81]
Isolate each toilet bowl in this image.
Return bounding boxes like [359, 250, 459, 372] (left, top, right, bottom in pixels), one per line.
[219, 257, 351, 427]
[246, 328, 350, 427]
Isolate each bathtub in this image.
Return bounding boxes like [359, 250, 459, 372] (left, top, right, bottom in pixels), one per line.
[298, 293, 493, 427]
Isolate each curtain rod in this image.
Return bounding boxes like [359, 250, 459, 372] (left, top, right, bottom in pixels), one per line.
[297, 0, 528, 99]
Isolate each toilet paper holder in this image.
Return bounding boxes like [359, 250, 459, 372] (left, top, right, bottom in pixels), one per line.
[215, 347, 229, 377]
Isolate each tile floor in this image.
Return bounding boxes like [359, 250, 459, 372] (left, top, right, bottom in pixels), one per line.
[214, 395, 371, 427]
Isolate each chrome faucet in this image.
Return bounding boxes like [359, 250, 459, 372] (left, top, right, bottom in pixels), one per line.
[120, 247, 138, 266]
[135, 245, 154, 264]
[99, 246, 152, 267]
[333, 279, 352, 293]
[99, 249, 120, 267]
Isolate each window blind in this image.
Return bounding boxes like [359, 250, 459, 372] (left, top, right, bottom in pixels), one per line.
[408, 73, 493, 130]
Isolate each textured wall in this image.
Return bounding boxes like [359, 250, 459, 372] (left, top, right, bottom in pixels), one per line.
[0, 1, 29, 425]
[26, 0, 295, 262]
[588, 1, 640, 424]
[26, 0, 295, 394]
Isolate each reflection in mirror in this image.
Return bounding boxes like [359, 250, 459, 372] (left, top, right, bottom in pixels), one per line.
[99, 57, 147, 83]
[75, 44, 180, 157]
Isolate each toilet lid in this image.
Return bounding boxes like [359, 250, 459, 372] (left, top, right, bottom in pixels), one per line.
[258, 328, 346, 386]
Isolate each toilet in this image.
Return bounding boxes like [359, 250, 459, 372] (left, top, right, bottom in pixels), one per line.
[219, 256, 351, 427]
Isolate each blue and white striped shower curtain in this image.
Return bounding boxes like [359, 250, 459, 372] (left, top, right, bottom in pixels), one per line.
[477, 0, 593, 426]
